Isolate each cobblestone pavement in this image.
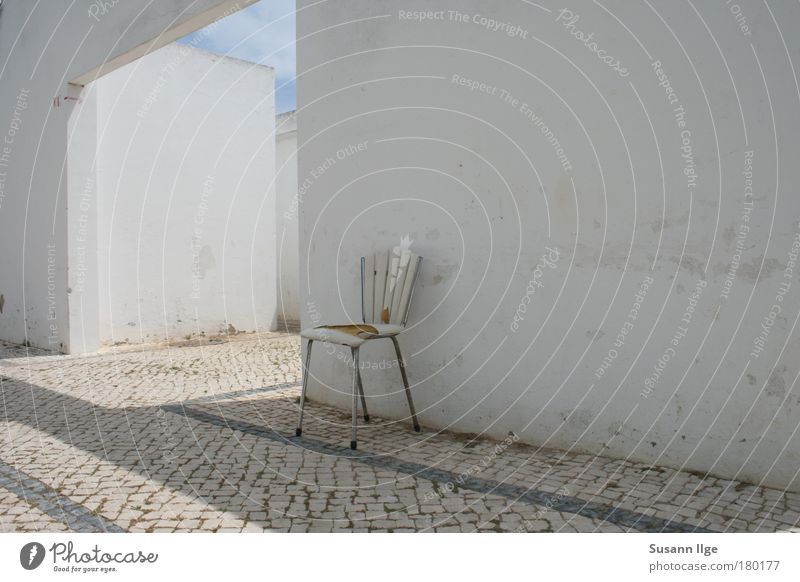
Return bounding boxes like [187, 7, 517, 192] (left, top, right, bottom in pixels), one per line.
[1, 333, 798, 533]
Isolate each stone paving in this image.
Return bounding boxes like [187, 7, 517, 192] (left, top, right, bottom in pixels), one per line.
[0, 333, 798, 533]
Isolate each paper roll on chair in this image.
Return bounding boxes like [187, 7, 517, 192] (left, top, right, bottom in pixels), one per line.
[296, 244, 423, 449]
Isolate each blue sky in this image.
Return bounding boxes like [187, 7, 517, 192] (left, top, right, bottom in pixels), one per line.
[180, 0, 296, 113]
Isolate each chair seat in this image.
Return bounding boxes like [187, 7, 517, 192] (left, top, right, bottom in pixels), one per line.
[300, 323, 404, 347]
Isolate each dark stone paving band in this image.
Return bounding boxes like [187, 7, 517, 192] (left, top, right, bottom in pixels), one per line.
[164, 404, 713, 533]
[0, 459, 125, 533]
[184, 382, 301, 405]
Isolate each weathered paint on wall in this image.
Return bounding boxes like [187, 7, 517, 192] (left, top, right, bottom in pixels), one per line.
[297, 0, 800, 490]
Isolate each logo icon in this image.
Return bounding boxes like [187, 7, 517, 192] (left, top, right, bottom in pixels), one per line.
[20, 542, 46, 570]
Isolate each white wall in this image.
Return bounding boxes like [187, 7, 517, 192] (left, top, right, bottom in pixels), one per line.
[80, 44, 275, 347]
[275, 110, 300, 330]
[0, 0, 255, 352]
[298, 0, 800, 491]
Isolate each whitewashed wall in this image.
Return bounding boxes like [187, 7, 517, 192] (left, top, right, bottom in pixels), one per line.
[0, 0, 255, 352]
[79, 44, 276, 347]
[275, 110, 300, 330]
[297, 0, 800, 491]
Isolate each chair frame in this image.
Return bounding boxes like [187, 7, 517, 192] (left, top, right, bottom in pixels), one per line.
[295, 254, 423, 449]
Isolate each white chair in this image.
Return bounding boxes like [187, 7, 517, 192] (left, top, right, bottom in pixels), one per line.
[296, 247, 423, 449]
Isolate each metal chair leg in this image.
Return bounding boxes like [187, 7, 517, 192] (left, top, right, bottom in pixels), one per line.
[295, 339, 313, 437]
[356, 362, 369, 422]
[390, 336, 421, 432]
[351, 347, 360, 449]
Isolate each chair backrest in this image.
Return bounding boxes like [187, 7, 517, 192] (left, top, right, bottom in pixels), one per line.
[361, 249, 423, 326]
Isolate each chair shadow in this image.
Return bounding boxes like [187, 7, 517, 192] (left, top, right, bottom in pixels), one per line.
[2, 370, 798, 533]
